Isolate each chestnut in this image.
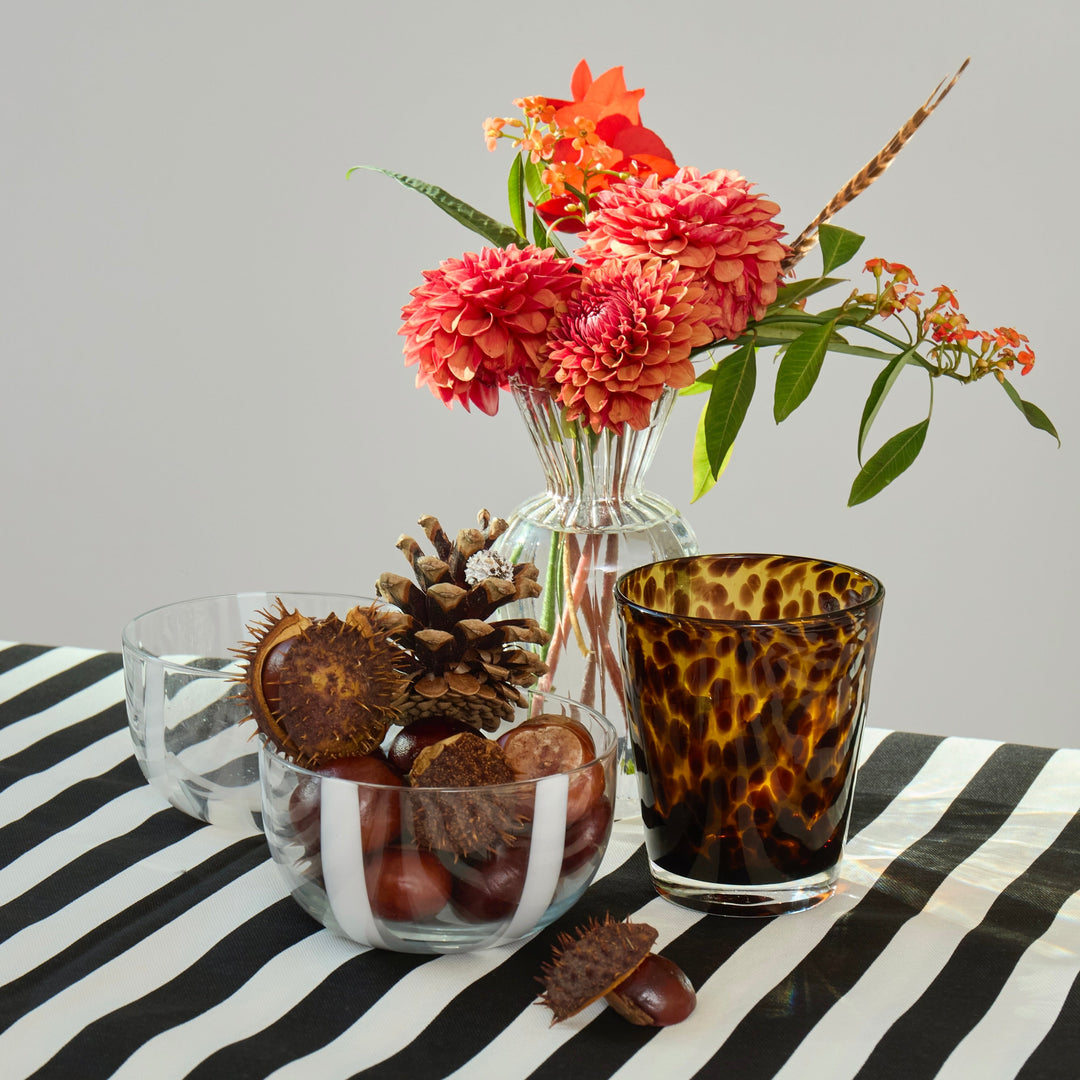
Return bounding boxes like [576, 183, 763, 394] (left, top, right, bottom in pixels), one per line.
[560, 797, 613, 875]
[315, 753, 404, 853]
[539, 915, 696, 1026]
[605, 953, 697, 1027]
[498, 716, 604, 825]
[386, 716, 477, 774]
[451, 842, 531, 922]
[365, 846, 452, 922]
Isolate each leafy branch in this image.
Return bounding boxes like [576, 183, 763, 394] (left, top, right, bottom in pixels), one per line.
[689, 224, 1059, 506]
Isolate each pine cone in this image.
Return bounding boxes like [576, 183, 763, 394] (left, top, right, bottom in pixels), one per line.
[375, 509, 550, 731]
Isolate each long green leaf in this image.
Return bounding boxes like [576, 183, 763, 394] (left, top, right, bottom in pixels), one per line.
[998, 376, 1061, 446]
[773, 321, 835, 422]
[857, 346, 918, 463]
[772, 276, 847, 307]
[848, 418, 929, 505]
[702, 342, 757, 477]
[507, 154, 527, 240]
[348, 166, 520, 247]
[819, 224, 865, 275]
[691, 406, 734, 502]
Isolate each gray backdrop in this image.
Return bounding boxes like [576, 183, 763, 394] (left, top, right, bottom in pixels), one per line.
[3, 0, 1077, 747]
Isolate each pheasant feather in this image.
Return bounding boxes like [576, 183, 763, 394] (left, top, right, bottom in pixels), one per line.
[782, 58, 970, 273]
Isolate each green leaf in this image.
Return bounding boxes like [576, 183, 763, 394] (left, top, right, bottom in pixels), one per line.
[692, 405, 734, 502]
[773, 321, 835, 422]
[772, 276, 847, 307]
[818, 224, 865, 275]
[522, 157, 547, 204]
[702, 342, 757, 478]
[507, 154, 527, 240]
[347, 165, 520, 247]
[857, 346, 918, 463]
[998, 376, 1061, 446]
[848, 418, 929, 505]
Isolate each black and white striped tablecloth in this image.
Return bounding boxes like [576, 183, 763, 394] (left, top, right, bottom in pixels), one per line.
[2, 640, 1079, 1080]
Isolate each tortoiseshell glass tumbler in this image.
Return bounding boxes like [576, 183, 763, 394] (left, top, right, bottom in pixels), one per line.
[615, 555, 884, 915]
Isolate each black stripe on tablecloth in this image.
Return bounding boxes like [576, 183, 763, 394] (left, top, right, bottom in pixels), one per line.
[1017, 968, 1080, 1079]
[0, 809, 202, 943]
[0, 644, 53, 677]
[185, 948, 435, 1080]
[859, 791, 1080, 1078]
[0, 835, 267, 1034]
[27, 897, 323, 1080]
[0, 701, 128, 794]
[0, 652, 123, 730]
[691, 742, 1055, 1079]
[0, 756, 147, 869]
[519, 730, 945, 1080]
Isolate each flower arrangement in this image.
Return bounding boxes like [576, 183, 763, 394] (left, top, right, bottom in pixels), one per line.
[354, 58, 1058, 506]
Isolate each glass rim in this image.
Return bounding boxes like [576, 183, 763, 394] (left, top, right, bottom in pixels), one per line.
[120, 590, 379, 672]
[258, 693, 620, 793]
[614, 553, 885, 628]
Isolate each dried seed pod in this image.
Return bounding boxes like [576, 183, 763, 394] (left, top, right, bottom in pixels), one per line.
[235, 600, 407, 767]
[408, 732, 522, 858]
[538, 915, 695, 1026]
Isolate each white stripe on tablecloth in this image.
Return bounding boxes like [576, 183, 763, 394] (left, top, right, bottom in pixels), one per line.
[0, 784, 166, 906]
[0, 669, 125, 760]
[0, 727, 134, 822]
[107, 929, 365, 1080]
[0, 821, 240, 984]
[0, 645, 104, 703]
[771, 746, 1080, 1080]
[607, 735, 1002, 1080]
[935, 885, 1080, 1079]
[0, 860, 289, 1080]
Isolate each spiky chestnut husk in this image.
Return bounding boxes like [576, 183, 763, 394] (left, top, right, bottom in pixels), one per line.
[538, 916, 658, 1023]
[407, 732, 523, 858]
[375, 509, 551, 731]
[235, 599, 407, 768]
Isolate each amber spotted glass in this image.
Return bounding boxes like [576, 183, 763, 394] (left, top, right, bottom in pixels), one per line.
[616, 554, 884, 915]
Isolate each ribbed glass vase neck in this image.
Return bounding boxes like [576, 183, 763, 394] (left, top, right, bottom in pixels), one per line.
[509, 379, 679, 532]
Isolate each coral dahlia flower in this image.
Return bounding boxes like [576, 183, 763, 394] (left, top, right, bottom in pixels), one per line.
[539, 257, 716, 432]
[400, 245, 579, 415]
[579, 167, 787, 340]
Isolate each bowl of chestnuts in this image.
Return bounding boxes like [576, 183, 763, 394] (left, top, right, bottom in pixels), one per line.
[259, 691, 617, 953]
[239, 512, 621, 952]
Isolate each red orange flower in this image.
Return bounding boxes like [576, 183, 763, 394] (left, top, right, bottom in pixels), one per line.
[533, 60, 678, 231]
[578, 167, 787, 340]
[539, 257, 716, 432]
[400, 245, 579, 415]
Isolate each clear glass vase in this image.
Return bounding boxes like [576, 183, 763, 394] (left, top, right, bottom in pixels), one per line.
[491, 378, 699, 819]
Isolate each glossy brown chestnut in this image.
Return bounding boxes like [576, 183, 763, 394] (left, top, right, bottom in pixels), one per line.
[259, 637, 296, 715]
[365, 846, 452, 922]
[386, 716, 477, 774]
[498, 717, 604, 824]
[605, 953, 697, 1026]
[316, 754, 404, 853]
[560, 797, 613, 875]
[451, 842, 531, 922]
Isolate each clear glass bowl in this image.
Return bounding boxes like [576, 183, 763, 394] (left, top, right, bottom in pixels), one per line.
[260, 690, 618, 953]
[122, 592, 374, 833]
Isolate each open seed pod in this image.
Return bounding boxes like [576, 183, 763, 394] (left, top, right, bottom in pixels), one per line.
[375, 509, 550, 731]
[235, 599, 408, 767]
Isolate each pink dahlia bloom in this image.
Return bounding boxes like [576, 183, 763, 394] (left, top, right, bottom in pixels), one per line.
[400, 245, 579, 415]
[578, 167, 787, 341]
[539, 256, 716, 432]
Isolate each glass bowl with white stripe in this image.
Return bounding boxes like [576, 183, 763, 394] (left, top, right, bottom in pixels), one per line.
[259, 690, 618, 953]
[122, 592, 373, 834]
